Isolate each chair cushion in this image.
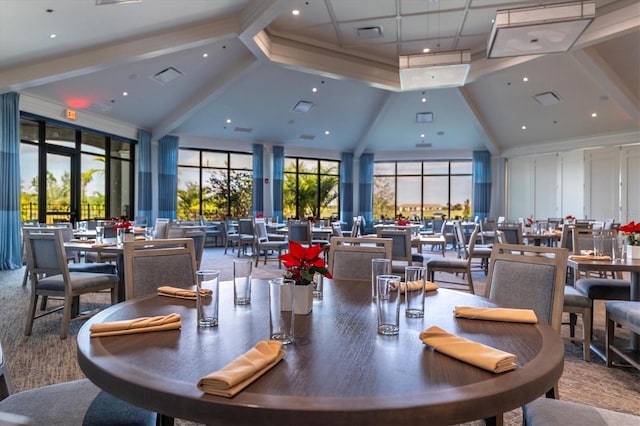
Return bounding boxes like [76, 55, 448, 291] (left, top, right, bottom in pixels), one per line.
[606, 301, 640, 330]
[523, 397, 639, 426]
[575, 278, 630, 301]
[68, 263, 117, 274]
[564, 286, 592, 308]
[37, 273, 118, 292]
[0, 378, 155, 426]
[427, 258, 467, 268]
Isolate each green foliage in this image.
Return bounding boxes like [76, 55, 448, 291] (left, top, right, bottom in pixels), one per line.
[283, 163, 338, 219]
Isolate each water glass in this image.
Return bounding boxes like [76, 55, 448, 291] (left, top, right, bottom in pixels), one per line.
[116, 227, 125, 245]
[196, 270, 220, 328]
[371, 258, 391, 303]
[313, 273, 324, 299]
[95, 226, 104, 244]
[145, 226, 155, 240]
[233, 259, 252, 305]
[269, 278, 295, 344]
[593, 234, 605, 256]
[376, 274, 401, 335]
[404, 266, 426, 318]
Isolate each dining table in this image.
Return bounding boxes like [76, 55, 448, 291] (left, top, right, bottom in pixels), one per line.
[522, 231, 562, 247]
[77, 279, 564, 425]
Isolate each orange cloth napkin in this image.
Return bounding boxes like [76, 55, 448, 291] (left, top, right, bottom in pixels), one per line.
[134, 235, 146, 240]
[420, 326, 517, 373]
[90, 313, 181, 337]
[70, 239, 96, 244]
[394, 280, 439, 292]
[198, 340, 285, 397]
[453, 306, 537, 323]
[91, 242, 117, 248]
[157, 286, 212, 300]
[569, 254, 611, 261]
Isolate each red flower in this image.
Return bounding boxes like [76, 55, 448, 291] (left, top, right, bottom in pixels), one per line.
[527, 218, 535, 224]
[279, 240, 332, 285]
[619, 221, 640, 234]
[256, 213, 264, 218]
[565, 215, 575, 220]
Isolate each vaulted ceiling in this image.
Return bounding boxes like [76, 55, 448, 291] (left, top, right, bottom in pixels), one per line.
[1, 0, 638, 158]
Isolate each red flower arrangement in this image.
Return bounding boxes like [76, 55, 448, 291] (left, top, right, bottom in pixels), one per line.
[565, 215, 575, 220]
[279, 241, 332, 285]
[618, 221, 640, 246]
[114, 220, 132, 230]
[397, 219, 411, 226]
[527, 218, 535, 224]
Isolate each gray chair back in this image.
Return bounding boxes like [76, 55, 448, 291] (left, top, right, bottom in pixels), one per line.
[154, 218, 171, 239]
[485, 243, 568, 332]
[328, 237, 392, 282]
[288, 221, 311, 244]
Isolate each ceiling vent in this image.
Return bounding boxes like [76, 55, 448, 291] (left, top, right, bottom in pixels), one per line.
[533, 91, 563, 106]
[416, 143, 433, 148]
[399, 50, 471, 90]
[416, 112, 434, 123]
[234, 127, 253, 133]
[96, 0, 141, 5]
[292, 101, 314, 113]
[151, 67, 182, 85]
[487, 1, 595, 58]
[299, 134, 315, 141]
[357, 26, 383, 39]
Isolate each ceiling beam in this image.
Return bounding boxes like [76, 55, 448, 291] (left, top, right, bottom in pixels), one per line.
[353, 91, 395, 158]
[457, 86, 500, 155]
[237, 0, 291, 61]
[0, 15, 241, 93]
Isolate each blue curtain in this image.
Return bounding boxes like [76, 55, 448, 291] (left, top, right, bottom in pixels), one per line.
[0, 92, 22, 270]
[472, 150, 492, 220]
[340, 152, 353, 226]
[358, 153, 374, 234]
[252, 143, 264, 216]
[137, 130, 152, 224]
[272, 146, 284, 222]
[157, 135, 178, 220]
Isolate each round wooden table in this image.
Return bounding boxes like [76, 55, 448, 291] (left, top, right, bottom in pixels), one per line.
[77, 280, 564, 425]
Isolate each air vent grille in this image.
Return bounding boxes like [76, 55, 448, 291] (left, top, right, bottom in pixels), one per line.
[533, 91, 563, 106]
[357, 26, 383, 39]
[151, 67, 182, 84]
[292, 101, 314, 113]
[299, 134, 315, 141]
[234, 127, 253, 133]
[416, 112, 434, 123]
[416, 143, 432, 148]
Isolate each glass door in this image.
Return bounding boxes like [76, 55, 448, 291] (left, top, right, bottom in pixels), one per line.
[44, 148, 78, 224]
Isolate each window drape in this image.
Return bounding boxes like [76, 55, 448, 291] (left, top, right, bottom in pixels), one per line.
[272, 146, 284, 222]
[137, 130, 152, 224]
[358, 153, 374, 234]
[340, 152, 353, 226]
[472, 150, 492, 220]
[158, 135, 178, 220]
[252, 143, 264, 216]
[0, 92, 22, 269]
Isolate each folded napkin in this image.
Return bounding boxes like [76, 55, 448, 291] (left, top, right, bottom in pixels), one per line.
[453, 306, 537, 323]
[568, 254, 611, 261]
[70, 238, 95, 244]
[394, 280, 439, 292]
[90, 313, 181, 337]
[198, 340, 285, 397]
[157, 285, 212, 300]
[91, 242, 117, 248]
[419, 326, 517, 373]
[134, 235, 146, 240]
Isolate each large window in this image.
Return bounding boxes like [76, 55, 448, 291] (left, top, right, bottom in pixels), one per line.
[177, 149, 253, 220]
[19, 116, 134, 224]
[373, 160, 472, 220]
[283, 157, 340, 220]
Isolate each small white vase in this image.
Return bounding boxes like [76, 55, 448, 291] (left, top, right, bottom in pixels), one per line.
[627, 245, 640, 260]
[280, 282, 313, 315]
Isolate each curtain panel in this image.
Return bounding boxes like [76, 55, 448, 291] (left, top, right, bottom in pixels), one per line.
[137, 130, 152, 224]
[0, 92, 22, 269]
[272, 146, 284, 222]
[252, 144, 264, 216]
[358, 153, 374, 234]
[340, 152, 353, 228]
[472, 150, 492, 220]
[157, 135, 178, 220]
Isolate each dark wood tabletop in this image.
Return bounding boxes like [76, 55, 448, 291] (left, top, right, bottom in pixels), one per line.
[77, 280, 564, 425]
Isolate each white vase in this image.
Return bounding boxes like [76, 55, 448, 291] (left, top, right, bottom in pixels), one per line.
[627, 245, 640, 260]
[280, 282, 313, 315]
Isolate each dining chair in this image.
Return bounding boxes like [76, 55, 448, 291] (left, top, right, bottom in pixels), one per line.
[375, 227, 413, 272]
[0, 341, 156, 425]
[253, 220, 288, 268]
[169, 226, 207, 269]
[328, 237, 392, 282]
[523, 396, 639, 426]
[23, 228, 119, 339]
[426, 224, 475, 294]
[456, 224, 492, 274]
[223, 218, 239, 254]
[496, 225, 524, 245]
[154, 218, 171, 239]
[288, 220, 312, 245]
[123, 238, 198, 300]
[236, 218, 255, 257]
[605, 301, 640, 371]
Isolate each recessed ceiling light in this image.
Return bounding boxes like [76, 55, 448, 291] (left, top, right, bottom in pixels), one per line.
[324, 130, 330, 135]
[522, 77, 529, 82]
[122, 92, 128, 96]
[202, 53, 208, 58]
[521, 125, 527, 130]
[422, 48, 430, 53]
[420, 133, 425, 138]
[421, 97, 427, 103]
[49, 34, 57, 39]
[226, 118, 232, 124]
[591, 112, 597, 117]
[292, 9, 300, 15]
[312, 87, 317, 93]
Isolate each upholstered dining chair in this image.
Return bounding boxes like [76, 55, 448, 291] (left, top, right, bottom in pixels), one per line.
[123, 238, 198, 300]
[154, 218, 171, 239]
[166, 226, 207, 269]
[0, 342, 156, 426]
[523, 397, 639, 426]
[426, 223, 475, 294]
[328, 237, 392, 282]
[375, 227, 413, 272]
[253, 219, 288, 268]
[456, 224, 492, 274]
[23, 228, 118, 339]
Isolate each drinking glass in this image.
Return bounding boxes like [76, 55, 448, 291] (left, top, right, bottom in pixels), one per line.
[269, 278, 295, 344]
[233, 259, 252, 305]
[371, 258, 391, 303]
[196, 270, 220, 328]
[404, 266, 426, 318]
[95, 226, 104, 244]
[376, 274, 401, 335]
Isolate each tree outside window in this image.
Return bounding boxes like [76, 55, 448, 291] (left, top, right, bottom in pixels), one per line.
[283, 158, 339, 220]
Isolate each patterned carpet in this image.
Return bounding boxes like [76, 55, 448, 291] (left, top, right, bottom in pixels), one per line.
[1, 246, 638, 425]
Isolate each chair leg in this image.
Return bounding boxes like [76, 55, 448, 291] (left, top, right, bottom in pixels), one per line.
[24, 293, 39, 336]
[605, 311, 614, 367]
[569, 312, 577, 338]
[59, 296, 73, 340]
[583, 307, 592, 362]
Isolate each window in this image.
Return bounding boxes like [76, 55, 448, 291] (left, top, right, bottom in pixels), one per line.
[177, 149, 253, 220]
[373, 160, 472, 220]
[283, 157, 340, 220]
[19, 116, 134, 224]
